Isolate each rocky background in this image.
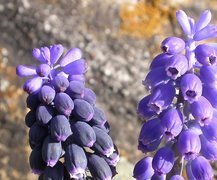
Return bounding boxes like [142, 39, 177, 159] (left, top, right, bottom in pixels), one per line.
[0, 0, 217, 179]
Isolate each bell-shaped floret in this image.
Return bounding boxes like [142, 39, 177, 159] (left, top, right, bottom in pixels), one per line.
[90, 107, 106, 127]
[54, 93, 74, 116]
[83, 88, 97, 105]
[36, 64, 51, 77]
[36, 105, 54, 126]
[103, 145, 119, 167]
[161, 37, 185, 55]
[42, 136, 62, 167]
[43, 161, 64, 180]
[64, 144, 87, 179]
[133, 156, 154, 180]
[68, 74, 85, 83]
[50, 115, 72, 142]
[71, 121, 96, 147]
[39, 85, 56, 105]
[63, 59, 87, 75]
[23, 76, 43, 94]
[53, 75, 69, 92]
[66, 81, 85, 99]
[26, 92, 40, 110]
[150, 53, 172, 70]
[25, 110, 36, 128]
[29, 123, 47, 147]
[200, 65, 217, 86]
[201, 117, 217, 142]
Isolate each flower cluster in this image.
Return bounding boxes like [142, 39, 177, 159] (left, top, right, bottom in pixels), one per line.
[16, 45, 119, 179]
[133, 10, 217, 180]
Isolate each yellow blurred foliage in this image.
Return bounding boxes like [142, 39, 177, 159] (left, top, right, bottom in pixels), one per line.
[119, 0, 175, 38]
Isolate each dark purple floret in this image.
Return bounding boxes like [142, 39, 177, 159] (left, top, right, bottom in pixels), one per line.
[90, 107, 106, 127]
[161, 37, 185, 55]
[42, 136, 62, 167]
[36, 105, 54, 126]
[43, 161, 64, 180]
[71, 121, 96, 147]
[53, 75, 69, 92]
[149, 53, 172, 70]
[39, 85, 56, 105]
[200, 65, 217, 86]
[36, 64, 51, 77]
[72, 99, 94, 121]
[66, 80, 85, 99]
[68, 74, 85, 83]
[201, 117, 217, 142]
[29, 146, 46, 175]
[64, 143, 87, 179]
[87, 154, 112, 180]
[23, 76, 43, 94]
[54, 92, 74, 117]
[25, 110, 36, 128]
[83, 88, 97, 105]
[50, 115, 72, 142]
[63, 59, 87, 75]
[26, 92, 41, 110]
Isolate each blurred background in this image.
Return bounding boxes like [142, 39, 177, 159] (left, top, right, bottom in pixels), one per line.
[0, 0, 217, 179]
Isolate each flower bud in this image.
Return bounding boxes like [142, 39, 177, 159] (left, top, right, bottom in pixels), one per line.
[40, 47, 51, 64]
[176, 10, 191, 35]
[25, 110, 36, 128]
[26, 92, 40, 110]
[193, 24, 217, 41]
[160, 108, 183, 141]
[36, 64, 51, 77]
[186, 162, 197, 180]
[150, 53, 172, 70]
[143, 67, 169, 90]
[195, 10, 212, 32]
[103, 145, 119, 167]
[68, 74, 85, 83]
[90, 107, 106, 127]
[88, 154, 112, 180]
[29, 123, 47, 147]
[178, 129, 201, 160]
[83, 88, 97, 105]
[151, 173, 166, 180]
[29, 147, 46, 174]
[43, 161, 64, 180]
[191, 156, 214, 180]
[23, 77, 43, 94]
[201, 117, 217, 142]
[138, 138, 162, 153]
[133, 156, 154, 180]
[152, 147, 174, 175]
[148, 84, 175, 114]
[195, 44, 217, 65]
[64, 144, 87, 179]
[59, 48, 82, 67]
[165, 54, 188, 80]
[53, 75, 69, 92]
[67, 81, 85, 99]
[42, 136, 62, 167]
[50, 115, 72, 142]
[63, 59, 87, 75]
[200, 65, 217, 86]
[16, 65, 36, 77]
[92, 127, 114, 157]
[170, 175, 184, 180]
[137, 95, 156, 120]
[54, 93, 74, 116]
[200, 135, 217, 161]
[71, 121, 96, 147]
[139, 118, 163, 152]
[50, 44, 64, 65]
[36, 105, 54, 125]
[72, 99, 94, 121]
[190, 96, 213, 126]
[39, 85, 56, 104]
[161, 37, 185, 54]
[180, 73, 202, 103]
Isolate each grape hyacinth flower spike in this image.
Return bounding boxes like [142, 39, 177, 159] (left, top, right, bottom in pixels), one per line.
[16, 45, 119, 179]
[134, 9, 217, 179]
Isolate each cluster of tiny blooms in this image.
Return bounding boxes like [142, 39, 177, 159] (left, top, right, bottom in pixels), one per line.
[133, 10, 217, 180]
[16, 45, 119, 180]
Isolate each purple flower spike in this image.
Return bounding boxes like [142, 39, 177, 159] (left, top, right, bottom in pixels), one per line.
[53, 75, 69, 92]
[71, 121, 96, 147]
[50, 44, 64, 65]
[195, 10, 212, 32]
[194, 24, 217, 41]
[50, 115, 72, 142]
[137, 95, 156, 120]
[152, 147, 174, 175]
[190, 96, 213, 126]
[39, 85, 56, 104]
[176, 10, 191, 35]
[16, 65, 36, 77]
[180, 73, 202, 103]
[148, 84, 175, 114]
[29, 147, 46, 175]
[59, 48, 82, 67]
[54, 93, 74, 116]
[170, 175, 184, 180]
[133, 156, 154, 180]
[160, 108, 183, 141]
[178, 129, 201, 160]
[88, 154, 112, 180]
[200, 65, 217, 86]
[64, 144, 87, 179]
[42, 136, 62, 167]
[43, 161, 64, 180]
[92, 127, 114, 157]
[23, 76, 43, 94]
[72, 99, 94, 122]
[200, 135, 217, 161]
[195, 44, 217, 65]
[36, 64, 51, 77]
[201, 117, 217, 142]
[150, 53, 172, 70]
[203, 85, 217, 108]
[63, 59, 87, 75]
[191, 156, 214, 180]
[161, 37, 185, 55]
[143, 67, 169, 90]
[165, 54, 188, 80]
[139, 118, 163, 151]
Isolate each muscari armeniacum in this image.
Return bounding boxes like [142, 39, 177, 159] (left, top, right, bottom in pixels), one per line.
[16, 45, 119, 179]
[134, 10, 217, 180]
